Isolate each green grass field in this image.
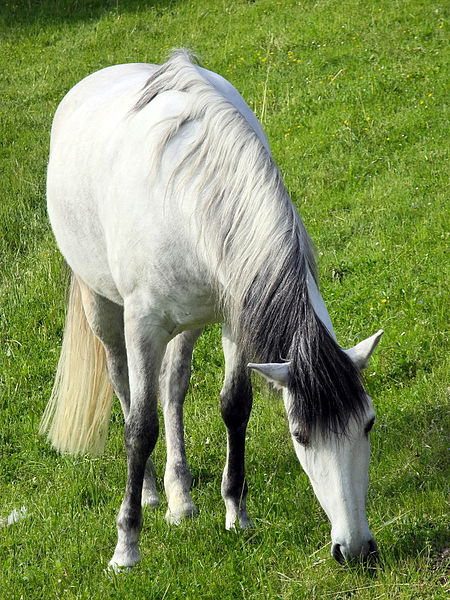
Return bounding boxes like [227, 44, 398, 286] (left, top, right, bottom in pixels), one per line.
[0, 0, 448, 598]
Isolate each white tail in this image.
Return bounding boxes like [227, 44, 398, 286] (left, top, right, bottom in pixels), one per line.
[40, 274, 114, 454]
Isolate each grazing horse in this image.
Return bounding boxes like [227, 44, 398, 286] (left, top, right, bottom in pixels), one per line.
[41, 50, 383, 569]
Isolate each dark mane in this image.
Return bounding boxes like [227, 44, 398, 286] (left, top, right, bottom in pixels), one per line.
[240, 238, 368, 439]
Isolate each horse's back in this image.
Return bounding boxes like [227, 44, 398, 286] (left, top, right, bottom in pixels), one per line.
[50, 63, 157, 139]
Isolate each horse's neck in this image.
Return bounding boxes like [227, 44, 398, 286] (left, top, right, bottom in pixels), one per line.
[306, 270, 337, 341]
[198, 67, 335, 342]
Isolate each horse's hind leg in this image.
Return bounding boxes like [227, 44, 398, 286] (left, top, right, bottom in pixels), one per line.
[109, 299, 169, 568]
[77, 279, 159, 507]
[159, 328, 203, 524]
[220, 324, 253, 530]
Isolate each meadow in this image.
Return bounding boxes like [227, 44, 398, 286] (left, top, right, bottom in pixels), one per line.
[0, 0, 448, 598]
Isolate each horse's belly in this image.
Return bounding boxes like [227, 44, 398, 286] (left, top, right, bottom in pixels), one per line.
[156, 291, 218, 334]
[106, 221, 219, 331]
[48, 155, 217, 325]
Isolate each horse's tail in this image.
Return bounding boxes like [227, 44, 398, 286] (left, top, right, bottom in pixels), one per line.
[40, 274, 114, 455]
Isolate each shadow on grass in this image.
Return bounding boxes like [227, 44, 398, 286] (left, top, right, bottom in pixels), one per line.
[368, 400, 449, 562]
[379, 522, 449, 565]
[0, 0, 181, 28]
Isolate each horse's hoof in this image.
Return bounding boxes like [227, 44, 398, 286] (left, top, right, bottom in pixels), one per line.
[165, 503, 198, 525]
[108, 546, 141, 570]
[141, 489, 160, 508]
[107, 561, 133, 574]
[239, 513, 254, 530]
[225, 510, 254, 531]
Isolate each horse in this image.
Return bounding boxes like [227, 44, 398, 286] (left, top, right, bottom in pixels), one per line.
[40, 50, 383, 569]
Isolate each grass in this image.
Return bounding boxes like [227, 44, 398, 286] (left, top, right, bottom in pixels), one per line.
[0, 0, 448, 598]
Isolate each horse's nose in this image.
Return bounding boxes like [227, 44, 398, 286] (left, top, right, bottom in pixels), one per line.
[331, 538, 378, 564]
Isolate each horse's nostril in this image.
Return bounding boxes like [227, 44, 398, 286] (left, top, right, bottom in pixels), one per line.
[366, 538, 379, 561]
[331, 543, 345, 565]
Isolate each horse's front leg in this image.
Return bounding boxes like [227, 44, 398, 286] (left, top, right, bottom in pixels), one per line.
[159, 329, 202, 524]
[109, 304, 169, 570]
[220, 325, 253, 530]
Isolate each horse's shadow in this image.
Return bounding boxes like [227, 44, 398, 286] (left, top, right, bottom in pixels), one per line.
[1, 0, 182, 29]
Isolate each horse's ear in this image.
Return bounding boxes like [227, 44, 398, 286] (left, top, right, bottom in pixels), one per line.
[248, 362, 290, 389]
[344, 329, 384, 370]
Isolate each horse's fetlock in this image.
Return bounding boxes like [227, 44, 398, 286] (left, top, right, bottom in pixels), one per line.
[221, 478, 247, 504]
[117, 506, 142, 535]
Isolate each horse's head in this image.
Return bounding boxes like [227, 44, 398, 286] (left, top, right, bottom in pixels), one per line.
[249, 329, 383, 564]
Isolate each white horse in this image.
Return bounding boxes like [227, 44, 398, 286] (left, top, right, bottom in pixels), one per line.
[41, 50, 383, 569]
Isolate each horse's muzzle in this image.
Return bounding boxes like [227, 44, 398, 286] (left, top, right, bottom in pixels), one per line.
[331, 538, 378, 565]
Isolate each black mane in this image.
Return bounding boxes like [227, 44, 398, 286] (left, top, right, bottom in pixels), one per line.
[240, 234, 368, 439]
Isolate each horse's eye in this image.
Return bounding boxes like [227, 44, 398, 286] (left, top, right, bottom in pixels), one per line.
[292, 429, 309, 446]
[364, 417, 375, 435]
